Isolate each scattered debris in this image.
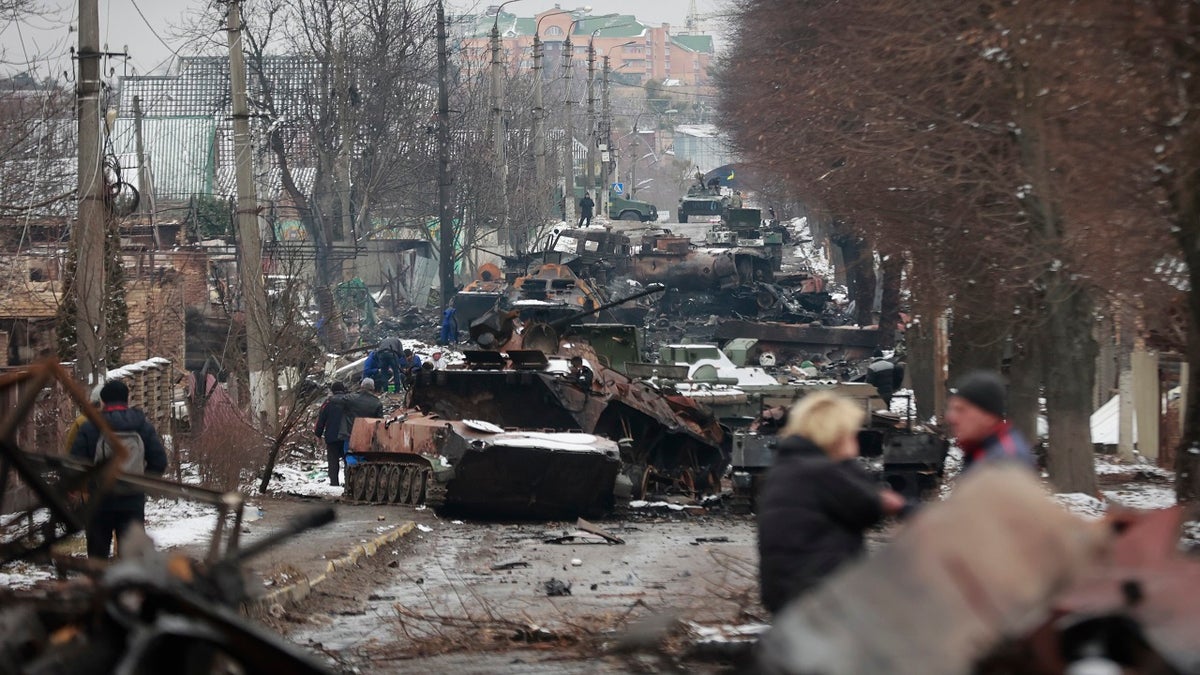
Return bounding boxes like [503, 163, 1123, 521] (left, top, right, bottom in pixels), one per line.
[543, 578, 572, 597]
[416, 524, 433, 533]
[691, 536, 732, 545]
[570, 558, 583, 567]
[575, 518, 626, 545]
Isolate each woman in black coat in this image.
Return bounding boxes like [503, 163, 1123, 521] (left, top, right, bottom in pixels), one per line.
[757, 392, 906, 615]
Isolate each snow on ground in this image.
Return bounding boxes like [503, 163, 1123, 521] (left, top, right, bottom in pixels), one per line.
[0, 562, 54, 589]
[1094, 454, 1174, 480]
[143, 498, 223, 549]
[267, 460, 345, 499]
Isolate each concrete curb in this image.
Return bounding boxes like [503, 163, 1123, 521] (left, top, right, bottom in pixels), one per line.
[245, 520, 416, 617]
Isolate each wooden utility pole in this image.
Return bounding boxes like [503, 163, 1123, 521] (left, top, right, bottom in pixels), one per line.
[131, 95, 161, 250]
[489, 21, 511, 252]
[225, 0, 277, 432]
[562, 34, 575, 225]
[437, 0, 455, 310]
[75, 0, 106, 384]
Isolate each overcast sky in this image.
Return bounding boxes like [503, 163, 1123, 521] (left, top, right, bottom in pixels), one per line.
[0, 0, 731, 79]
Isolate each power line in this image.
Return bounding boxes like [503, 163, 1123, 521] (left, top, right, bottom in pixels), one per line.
[129, 0, 182, 70]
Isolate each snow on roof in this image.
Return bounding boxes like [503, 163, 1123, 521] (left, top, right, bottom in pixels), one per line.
[674, 124, 722, 138]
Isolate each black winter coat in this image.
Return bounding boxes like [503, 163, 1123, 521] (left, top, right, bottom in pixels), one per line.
[756, 436, 884, 614]
[314, 397, 346, 443]
[70, 406, 168, 511]
[333, 391, 383, 440]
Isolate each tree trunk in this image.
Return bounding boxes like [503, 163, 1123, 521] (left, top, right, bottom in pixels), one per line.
[1173, 174, 1200, 501]
[878, 252, 904, 348]
[833, 232, 876, 327]
[907, 308, 938, 423]
[947, 289, 1005, 384]
[1041, 276, 1098, 494]
[1007, 331, 1041, 450]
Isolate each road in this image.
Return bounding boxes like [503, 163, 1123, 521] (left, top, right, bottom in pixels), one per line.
[268, 502, 761, 673]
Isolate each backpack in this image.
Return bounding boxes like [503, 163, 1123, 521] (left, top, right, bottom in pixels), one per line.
[95, 430, 146, 494]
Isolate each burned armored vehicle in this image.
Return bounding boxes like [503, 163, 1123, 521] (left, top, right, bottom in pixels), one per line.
[457, 261, 648, 332]
[345, 412, 623, 519]
[416, 287, 730, 499]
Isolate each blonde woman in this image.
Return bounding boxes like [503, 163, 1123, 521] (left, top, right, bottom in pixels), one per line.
[757, 392, 907, 614]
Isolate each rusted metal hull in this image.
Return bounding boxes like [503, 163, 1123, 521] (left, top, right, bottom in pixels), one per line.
[410, 356, 728, 499]
[348, 414, 622, 519]
[714, 319, 883, 361]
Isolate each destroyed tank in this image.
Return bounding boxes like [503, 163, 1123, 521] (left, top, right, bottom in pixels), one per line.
[417, 286, 730, 499]
[345, 411, 623, 519]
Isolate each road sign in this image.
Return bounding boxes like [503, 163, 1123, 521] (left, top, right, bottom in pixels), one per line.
[611, 182, 624, 194]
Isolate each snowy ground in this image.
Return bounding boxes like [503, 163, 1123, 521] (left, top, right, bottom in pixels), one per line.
[266, 459, 345, 499]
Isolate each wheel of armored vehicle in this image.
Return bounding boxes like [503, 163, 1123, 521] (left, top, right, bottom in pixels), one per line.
[385, 465, 401, 503]
[416, 469, 430, 504]
[364, 465, 379, 502]
[350, 467, 368, 501]
[401, 466, 416, 504]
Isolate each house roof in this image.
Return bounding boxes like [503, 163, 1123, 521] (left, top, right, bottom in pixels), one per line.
[109, 117, 217, 201]
[119, 56, 323, 120]
[670, 34, 714, 53]
[574, 15, 645, 38]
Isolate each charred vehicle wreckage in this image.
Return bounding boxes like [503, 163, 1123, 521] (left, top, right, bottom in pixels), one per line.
[0, 361, 336, 675]
[341, 207, 950, 520]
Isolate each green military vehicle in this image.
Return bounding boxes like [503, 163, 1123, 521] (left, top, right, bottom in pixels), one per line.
[574, 187, 659, 222]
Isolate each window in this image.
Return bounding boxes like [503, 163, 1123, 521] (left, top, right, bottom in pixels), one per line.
[545, 25, 563, 37]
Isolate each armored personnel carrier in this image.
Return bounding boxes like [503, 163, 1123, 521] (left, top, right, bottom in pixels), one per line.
[345, 412, 623, 519]
[423, 286, 730, 499]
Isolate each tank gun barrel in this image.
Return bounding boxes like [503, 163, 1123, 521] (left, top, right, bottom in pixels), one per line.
[549, 283, 666, 330]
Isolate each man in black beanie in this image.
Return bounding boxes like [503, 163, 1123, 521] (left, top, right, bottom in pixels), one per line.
[946, 370, 1034, 471]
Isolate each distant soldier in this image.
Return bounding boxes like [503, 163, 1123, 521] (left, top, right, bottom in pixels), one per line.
[730, 190, 744, 209]
[439, 307, 458, 345]
[579, 192, 595, 227]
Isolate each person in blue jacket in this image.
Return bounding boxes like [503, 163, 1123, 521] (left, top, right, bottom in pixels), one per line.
[362, 350, 383, 390]
[439, 307, 459, 345]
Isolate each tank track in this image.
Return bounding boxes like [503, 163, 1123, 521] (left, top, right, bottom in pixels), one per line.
[343, 460, 446, 509]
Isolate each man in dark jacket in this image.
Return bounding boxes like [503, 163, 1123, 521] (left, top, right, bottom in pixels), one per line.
[377, 336, 405, 391]
[314, 382, 348, 486]
[578, 192, 595, 227]
[70, 380, 168, 559]
[335, 378, 384, 441]
[946, 370, 1035, 471]
[757, 392, 906, 614]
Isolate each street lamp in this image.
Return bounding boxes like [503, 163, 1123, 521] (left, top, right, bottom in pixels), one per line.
[562, 12, 617, 224]
[488, 1, 524, 252]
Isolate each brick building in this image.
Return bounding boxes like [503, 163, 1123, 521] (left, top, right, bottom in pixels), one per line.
[460, 8, 715, 88]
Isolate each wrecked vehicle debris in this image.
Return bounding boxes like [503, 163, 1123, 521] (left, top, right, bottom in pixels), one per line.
[416, 286, 729, 500]
[0, 360, 336, 674]
[345, 412, 623, 519]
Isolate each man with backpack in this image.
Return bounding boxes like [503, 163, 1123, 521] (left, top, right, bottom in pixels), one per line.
[70, 380, 168, 559]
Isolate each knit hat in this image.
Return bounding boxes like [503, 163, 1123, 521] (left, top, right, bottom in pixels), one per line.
[949, 370, 1007, 419]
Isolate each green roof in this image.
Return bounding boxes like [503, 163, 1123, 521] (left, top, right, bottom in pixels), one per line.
[573, 15, 645, 38]
[110, 116, 217, 200]
[671, 35, 714, 53]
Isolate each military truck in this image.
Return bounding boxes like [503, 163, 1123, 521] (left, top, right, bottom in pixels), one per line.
[608, 191, 659, 222]
[677, 189, 728, 223]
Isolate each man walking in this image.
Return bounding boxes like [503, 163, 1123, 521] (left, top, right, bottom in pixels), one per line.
[945, 370, 1035, 471]
[578, 192, 595, 227]
[377, 336, 405, 391]
[336, 379, 385, 472]
[70, 380, 168, 559]
[314, 382, 348, 486]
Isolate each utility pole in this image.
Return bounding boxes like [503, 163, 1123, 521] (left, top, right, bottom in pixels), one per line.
[132, 95, 160, 250]
[437, 0, 455, 310]
[532, 34, 545, 199]
[600, 54, 612, 219]
[585, 40, 597, 220]
[334, 23, 354, 246]
[489, 21, 512, 252]
[562, 34, 575, 225]
[225, 0, 277, 433]
[74, 0, 106, 384]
